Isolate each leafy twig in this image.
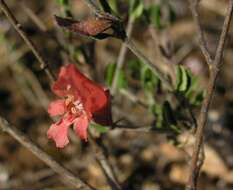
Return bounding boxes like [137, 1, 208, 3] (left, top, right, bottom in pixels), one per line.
[186, 1, 233, 189]
[0, 0, 56, 82]
[83, 0, 173, 91]
[0, 116, 95, 190]
[124, 38, 173, 90]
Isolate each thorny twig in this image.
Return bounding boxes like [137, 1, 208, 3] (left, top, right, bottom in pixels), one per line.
[0, 116, 95, 190]
[0, 0, 56, 82]
[186, 1, 233, 189]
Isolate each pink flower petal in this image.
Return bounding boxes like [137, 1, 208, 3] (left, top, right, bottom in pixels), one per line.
[52, 65, 73, 97]
[48, 99, 66, 116]
[73, 114, 90, 141]
[53, 64, 109, 113]
[47, 114, 75, 148]
[48, 64, 113, 146]
[67, 64, 109, 113]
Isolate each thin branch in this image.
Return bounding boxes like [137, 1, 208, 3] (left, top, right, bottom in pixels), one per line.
[2, 35, 50, 111]
[125, 38, 173, 91]
[0, 116, 95, 190]
[214, 1, 233, 66]
[89, 134, 122, 190]
[186, 1, 233, 189]
[111, 17, 135, 94]
[119, 89, 148, 108]
[0, 0, 56, 82]
[188, 0, 213, 65]
[20, 3, 47, 32]
[82, 0, 172, 91]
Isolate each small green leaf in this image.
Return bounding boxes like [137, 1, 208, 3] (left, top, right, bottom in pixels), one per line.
[151, 104, 163, 129]
[148, 5, 161, 29]
[176, 65, 191, 92]
[152, 101, 180, 135]
[105, 63, 127, 89]
[117, 71, 128, 89]
[141, 66, 159, 92]
[180, 68, 204, 106]
[129, 0, 144, 20]
[90, 123, 109, 133]
[108, 0, 118, 13]
[191, 90, 205, 106]
[56, 0, 69, 6]
[127, 59, 142, 80]
[105, 63, 116, 86]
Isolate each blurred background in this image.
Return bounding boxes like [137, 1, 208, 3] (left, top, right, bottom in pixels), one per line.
[0, 0, 233, 189]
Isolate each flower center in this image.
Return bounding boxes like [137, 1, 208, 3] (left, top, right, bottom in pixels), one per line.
[65, 95, 84, 115]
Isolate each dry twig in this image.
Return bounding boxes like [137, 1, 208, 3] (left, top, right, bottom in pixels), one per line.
[0, 116, 95, 190]
[89, 134, 122, 190]
[189, 0, 213, 66]
[111, 17, 135, 94]
[0, 0, 55, 82]
[186, 1, 233, 189]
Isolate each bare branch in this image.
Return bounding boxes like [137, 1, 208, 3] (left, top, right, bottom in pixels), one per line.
[188, 0, 213, 65]
[186, 1, 233, 189]
[20, 3, 47, 32]
[0, 116, 95, 190]
[89, 134, 122, 190]
[214, 0, 233, 66]
[0, 0, 56, 82]
[111, 17, 135, 94]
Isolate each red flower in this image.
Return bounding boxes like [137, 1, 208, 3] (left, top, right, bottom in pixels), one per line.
[47, 64, 112, 148]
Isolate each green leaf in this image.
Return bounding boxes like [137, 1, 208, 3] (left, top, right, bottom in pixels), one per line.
[191, 90, 205, 106]
[148, 5, 161, 29]
[181, 69, 204, 106]
[105, 63, 127, 89]
[151, 104, 163, 129]
[117, 70, 128, 89]
[56, 0, 69, 6]
[141, 65, 159, 92]
[129, 0, 144, 20]
[108, 0, 118, 13]
[105, 63, 116, 86]
[127, 59, 142, 80]
[152, 101, 180, 134]
[90, 123, 109, 133]
[176, 65, 191, 92]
